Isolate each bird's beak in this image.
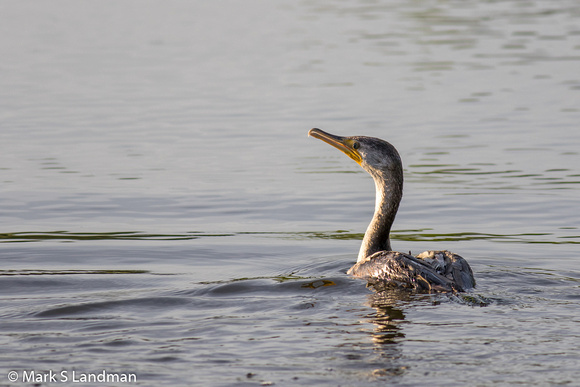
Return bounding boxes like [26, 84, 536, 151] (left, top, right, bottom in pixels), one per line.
[308, 128, 362, 164]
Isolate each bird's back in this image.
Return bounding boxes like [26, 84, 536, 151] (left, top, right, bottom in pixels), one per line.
[348, 250, 475, 293]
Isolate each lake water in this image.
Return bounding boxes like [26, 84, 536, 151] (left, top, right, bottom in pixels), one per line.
[1, 0, 580, 386]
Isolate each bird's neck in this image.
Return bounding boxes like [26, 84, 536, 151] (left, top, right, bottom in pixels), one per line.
[357, 172, 402, 262]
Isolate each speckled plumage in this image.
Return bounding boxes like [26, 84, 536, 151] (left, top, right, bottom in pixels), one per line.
[348, 250, 475, 292]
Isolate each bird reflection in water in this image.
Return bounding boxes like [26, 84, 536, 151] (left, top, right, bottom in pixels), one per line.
[363, 288, 416, 378]
[366, 289, 408, 345]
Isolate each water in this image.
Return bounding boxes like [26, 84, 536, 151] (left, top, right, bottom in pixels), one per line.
[1, 0, 580, 385]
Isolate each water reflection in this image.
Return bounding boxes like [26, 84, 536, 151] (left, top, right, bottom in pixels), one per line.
[366, 290, 408, 346]
[355, 289, 414, 381]
[361, 285, 492, 381]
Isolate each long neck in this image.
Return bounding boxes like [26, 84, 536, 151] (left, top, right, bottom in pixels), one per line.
[357, 171, 403, 262]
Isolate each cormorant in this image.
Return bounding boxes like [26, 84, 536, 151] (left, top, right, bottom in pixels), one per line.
[308, 128, 475, 293]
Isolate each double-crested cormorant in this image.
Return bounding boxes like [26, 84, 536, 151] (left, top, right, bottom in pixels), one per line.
[308, 128, 475, 293]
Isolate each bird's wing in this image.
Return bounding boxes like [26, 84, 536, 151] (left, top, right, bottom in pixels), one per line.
[348, 251, 461, 292]
[415, 250, 476, 291]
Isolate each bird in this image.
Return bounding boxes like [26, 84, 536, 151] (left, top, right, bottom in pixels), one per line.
[308, 128, 475, 293]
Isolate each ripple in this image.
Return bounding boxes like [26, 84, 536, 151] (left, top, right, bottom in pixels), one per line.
[199, 276, 350, 297]
[35, 297, 195, 318]
[1, 229, 578, 245]
[0, 231, 233, 243]
[0, 269, 148, 276]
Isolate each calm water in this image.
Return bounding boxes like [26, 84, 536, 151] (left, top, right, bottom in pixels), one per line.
[1, 0, 580, 386]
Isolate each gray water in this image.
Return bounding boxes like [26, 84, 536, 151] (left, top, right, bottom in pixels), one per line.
[1, 1, 580, 386]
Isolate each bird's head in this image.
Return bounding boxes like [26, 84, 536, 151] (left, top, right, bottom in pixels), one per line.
[308, 128, 402, 179]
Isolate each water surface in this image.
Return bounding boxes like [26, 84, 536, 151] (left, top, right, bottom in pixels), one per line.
[1, 1, 580, 386]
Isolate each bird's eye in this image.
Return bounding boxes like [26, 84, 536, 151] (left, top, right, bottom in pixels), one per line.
[352, 141, 360, 150]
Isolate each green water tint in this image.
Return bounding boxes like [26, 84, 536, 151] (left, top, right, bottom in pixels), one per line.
[0, 231, 233, 242]
[0, 269, 149, 276]
[1, 229, 577, 244]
